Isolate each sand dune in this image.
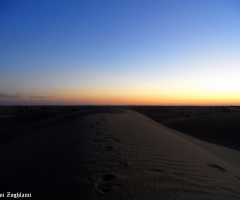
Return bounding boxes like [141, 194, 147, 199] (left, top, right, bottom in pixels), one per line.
[0, 108, 240, 199]
[126, 106, 240, 150]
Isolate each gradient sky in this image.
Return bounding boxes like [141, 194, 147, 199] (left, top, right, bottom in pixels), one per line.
[1, 0, 240, 105]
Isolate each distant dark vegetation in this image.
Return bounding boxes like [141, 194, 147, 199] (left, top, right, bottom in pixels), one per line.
[0, 105, 99, 115]
[121, 106, 233, 121]
[0, 105, 237, 116]
[0, 106, 99, 129]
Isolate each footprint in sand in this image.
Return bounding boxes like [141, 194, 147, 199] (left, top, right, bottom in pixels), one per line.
[91, 138, 106, 144]
[95, 174, 125, 195]
[112, 156, 129, 168]
[104, 144, 114, 151]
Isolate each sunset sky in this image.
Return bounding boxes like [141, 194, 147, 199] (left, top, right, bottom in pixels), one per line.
[1, 0, 240, 105]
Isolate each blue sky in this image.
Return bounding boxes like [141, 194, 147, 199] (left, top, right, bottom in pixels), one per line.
[1, 0, 240, 105]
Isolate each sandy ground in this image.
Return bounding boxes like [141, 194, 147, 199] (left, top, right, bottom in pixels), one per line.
[127, 106, 240, 150]
[0, 107, 240, 199]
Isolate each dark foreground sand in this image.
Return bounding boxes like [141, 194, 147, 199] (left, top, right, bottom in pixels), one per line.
[0, 107, 240, 199]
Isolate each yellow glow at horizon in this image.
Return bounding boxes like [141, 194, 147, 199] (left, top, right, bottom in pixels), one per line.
[19, 53, 240, 105]
[39, 85, 240, 105]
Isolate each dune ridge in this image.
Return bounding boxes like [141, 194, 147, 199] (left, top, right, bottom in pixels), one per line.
[83, 109, 240, 199]
[0, 107, 240, 199]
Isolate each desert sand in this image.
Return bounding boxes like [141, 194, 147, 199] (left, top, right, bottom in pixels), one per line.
[126, 106, 240, 150]
[0, 107, 240, 199]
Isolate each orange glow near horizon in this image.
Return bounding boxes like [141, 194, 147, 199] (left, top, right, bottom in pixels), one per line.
[1, 56, 240, 106]
[16, 90, 239, 106]
[44, 83, 240, 105]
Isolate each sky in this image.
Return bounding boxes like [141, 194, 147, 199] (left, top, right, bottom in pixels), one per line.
[0, 0, 240, 105]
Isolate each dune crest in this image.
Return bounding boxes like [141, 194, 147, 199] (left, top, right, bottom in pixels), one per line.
[83, 109, 240, 199]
